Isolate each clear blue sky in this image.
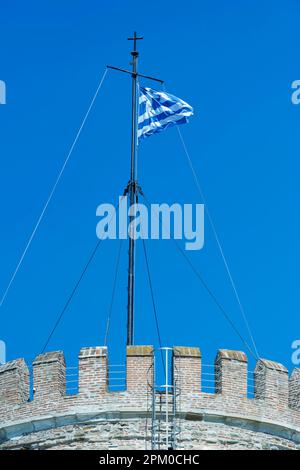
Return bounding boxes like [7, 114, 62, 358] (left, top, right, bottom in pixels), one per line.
[0, 0, 299, 374]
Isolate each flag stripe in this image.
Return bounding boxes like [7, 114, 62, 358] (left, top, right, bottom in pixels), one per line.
[138, 113, 191, 136]
[138, 103, 192, 125]
[138, 116, 189, 139]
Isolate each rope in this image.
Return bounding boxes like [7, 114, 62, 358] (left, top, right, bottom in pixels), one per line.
[141, 238, 166, 376]
[176, 126, 260, 359]
[0, 67, 109, 308]
[40, 239, 103, 353]
[104, 240, 123, 346]
[171, 238, 258, 362]
[40, 194, 124, 353]
[142, 193, 259, 362]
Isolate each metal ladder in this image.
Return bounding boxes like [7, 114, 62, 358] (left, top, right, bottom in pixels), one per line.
[148, 348, 181, 450]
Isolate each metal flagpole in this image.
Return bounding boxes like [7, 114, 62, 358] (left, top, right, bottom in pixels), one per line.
[107, 33, 164, 346]
[127, 32, 142, 345]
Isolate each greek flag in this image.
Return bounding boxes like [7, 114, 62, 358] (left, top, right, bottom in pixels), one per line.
[138, 87, 193, 141]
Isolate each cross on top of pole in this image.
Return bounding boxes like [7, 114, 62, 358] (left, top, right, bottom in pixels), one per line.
[107, 33, 164, 84]
[128, 32, 143, 55]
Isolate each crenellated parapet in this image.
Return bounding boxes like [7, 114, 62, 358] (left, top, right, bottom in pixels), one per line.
[0, 345, 300, 448]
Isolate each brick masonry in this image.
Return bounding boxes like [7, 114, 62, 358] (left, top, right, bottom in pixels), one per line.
[0, 345, 300, 450]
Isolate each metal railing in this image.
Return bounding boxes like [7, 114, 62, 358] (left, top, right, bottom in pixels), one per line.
[30, 362, 293, 404]
[108, 364, 126, 391]
[66, 367, 79, 395]
[65, 364, 126, 395]
[201, 364, 290, 399]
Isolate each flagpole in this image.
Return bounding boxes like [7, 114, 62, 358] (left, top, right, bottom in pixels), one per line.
[127, 32, 142, 346]
[107, 34, 164, 347]
[108, 38, 191, 349]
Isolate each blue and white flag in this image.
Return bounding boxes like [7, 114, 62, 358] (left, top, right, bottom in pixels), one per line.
[138, 87, 193, 141]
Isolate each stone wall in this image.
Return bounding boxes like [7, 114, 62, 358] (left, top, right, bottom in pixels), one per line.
[0, 345, 300, 450]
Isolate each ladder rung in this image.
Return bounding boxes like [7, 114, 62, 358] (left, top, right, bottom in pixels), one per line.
[151, 383, 181, 450]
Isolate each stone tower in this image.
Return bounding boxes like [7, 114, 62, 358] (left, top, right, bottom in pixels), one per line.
[0, 345, 300, 450]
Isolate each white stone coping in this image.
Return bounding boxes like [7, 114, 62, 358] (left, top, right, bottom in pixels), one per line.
[0, 408, 300, 445]
[187, 409, 300, 444]
[0, 408, 148, 442]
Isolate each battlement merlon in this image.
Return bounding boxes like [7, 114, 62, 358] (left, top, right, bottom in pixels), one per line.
[0, 359, 29, 405]
[254, 358, 289, 409]
[33, 351, 65, 400]
[290, 368, 300, 408]
[78, 347, 107, 398]
[173, 346, 201, 395]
